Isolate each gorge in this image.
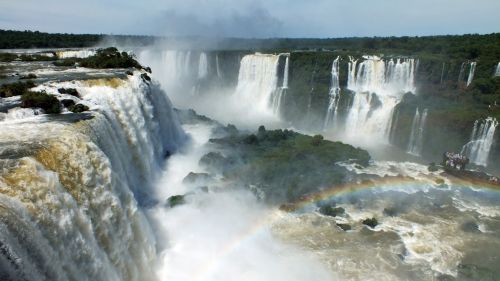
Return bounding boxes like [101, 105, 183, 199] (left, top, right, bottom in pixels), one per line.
[1, 32, 500, 281]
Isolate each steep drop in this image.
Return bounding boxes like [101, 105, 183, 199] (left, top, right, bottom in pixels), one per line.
[461, 117, 498, 166]
[344, 56, 416, 142]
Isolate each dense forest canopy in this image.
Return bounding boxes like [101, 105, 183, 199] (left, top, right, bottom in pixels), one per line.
[1, 29, 499, 61]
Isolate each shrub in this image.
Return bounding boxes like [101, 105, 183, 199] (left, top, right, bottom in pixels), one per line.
[311, 134, 324, 146]
[319, 206, 345, 217]
[0, 53, 18, 62]
[362, 217, 378, 228]
[57, 88, 79, 97]
[0, 81, 36, 97]
[78, 47, 143, 69]
[60, 99, 75, 107]
[69, 104, 89, 113]
[166, 195, 185, 208]
[21, 91, 61, 114]
[19, 73, 37, 80]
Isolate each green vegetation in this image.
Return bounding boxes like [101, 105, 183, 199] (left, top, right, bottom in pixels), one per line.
[0, 52, 56, 62]
[204, 126, 371, 203]
[0, 53, 18, 62]
[319, 205, 345, 217]
[53, 59, 80, 67]
[57, 88, 79, 97]
[54, 47, 144, 69]
[21, 91, 61, 114]
[68, 104, 89, 113]
[18, 54, 56, 62]
[19, 73, 37, 80]
[166, 195, 186, 208]
[362, 217, 378, 228]
[0, 29, 154, 49]
[0, 81, 35, 97]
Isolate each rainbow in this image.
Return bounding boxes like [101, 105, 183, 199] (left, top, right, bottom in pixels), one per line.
[282, 174, 500, 212]
[191, 174, 500, 280]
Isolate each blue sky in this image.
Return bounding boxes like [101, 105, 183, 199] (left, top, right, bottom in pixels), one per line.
[1, 0, 499, 37]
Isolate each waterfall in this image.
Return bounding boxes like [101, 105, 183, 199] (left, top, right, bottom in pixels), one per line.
[495, 62, 500, 77]
[461, 117, 498, 166]
[56, 49, 96, 59]
[323, 56, 341, 130]
[407, 108, 428, 156]
[440, 63, 446, 84]
[216, 53, 222, 78]
[271, 54, 290, 114]
[0, 75, 186, 281]
[344, 56, 417, 142]
[234, 53, 283, 117]
[466, 62, 477, 87]
[458, 62, 467, 83]
[198, 52, 208, 79]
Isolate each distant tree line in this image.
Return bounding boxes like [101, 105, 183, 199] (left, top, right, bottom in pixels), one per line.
[2, 30, 500, 61]
[0, 30, 155, 49]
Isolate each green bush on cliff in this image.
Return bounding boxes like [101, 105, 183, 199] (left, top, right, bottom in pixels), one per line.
[21, 91, 61, 114]
[53, 47, 144, 69]
[0, 81, 36, 97]
[79, 47, 143, 69]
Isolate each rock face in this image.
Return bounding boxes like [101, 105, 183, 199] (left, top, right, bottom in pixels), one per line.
[199, 152, 229, 173]
[337, 223, 352, 231]
[182, 172, 214, 185]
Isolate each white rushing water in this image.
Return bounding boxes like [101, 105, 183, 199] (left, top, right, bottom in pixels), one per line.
[461, 117, 498, 166]
[271, 54, 289, 114]
[407, 108, 428, 156]
[56, 49, 97, 59]
[215, 53, 222, 78]
[149, 123, 334, 281]
[323, 56, 341, 130]
[458, 62, 467, 83]
[198, 52, 208, 79]
[344, 56, 416, 142]
[235, 53, 290, 119]
[495, 62, 500, 77]
[0, 74, 186, 281]
[466, 62, 477, 87]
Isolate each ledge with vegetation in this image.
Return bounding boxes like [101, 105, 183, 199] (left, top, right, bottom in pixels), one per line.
[198, 125, 370, 203]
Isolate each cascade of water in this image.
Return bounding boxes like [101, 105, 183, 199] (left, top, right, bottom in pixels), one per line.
[344, 56, 417, 142]
[466, 62, 477, 87]
[461, 117, 498, 166]
[495, 62, 500, 77]
[271, 54, 290, 114]
[440, 63, 446, 84]
[407, 108, 428, 156]
[216, 53, 223, 78]
[234, 53, 283, 118]
[198, 52, 208, 79]
[56, 49, 96, 59]
[0, 75, 186, 281]
[458, 62, 467, 83]
[323, 56, 341, 130]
